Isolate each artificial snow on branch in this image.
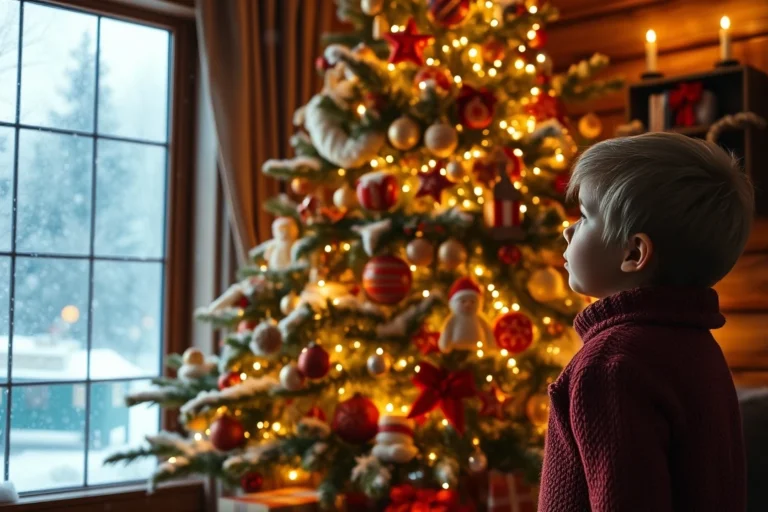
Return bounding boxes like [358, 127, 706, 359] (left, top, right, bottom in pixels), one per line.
[180, 376, 280, 419]
[262, 156, 324, 181]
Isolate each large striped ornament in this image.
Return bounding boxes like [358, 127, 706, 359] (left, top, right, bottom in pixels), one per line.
[362, 255, 412, 304]
[427, 0, 470, 28]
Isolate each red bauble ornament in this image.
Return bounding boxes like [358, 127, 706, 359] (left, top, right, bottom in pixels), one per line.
[526, 93, 567, 125]
[237, 296, 250, 309]
[427, 0, 470, 27]
[457, 85, 497, 130]
[297, 194, 322, 224]
[547, 321, 565, 337]
[315, 55, 331, 72]
[362, 255, 412, 304]
[414, 66, 453, 92]
[553, 173, 570, 195]
[332, 393, 380, 444]
[529, 28, 548, 50]
[356, 171, 399, 212]
[481, 37, 506, 63]
[241, 471, 264, 493]
[416, 162, 453, 202]
[384, 18, 434, 66]
[493, 312, 534, 354]
[210, 415, 246, 451]
[498, 245, 522, 265]
[218, 371, 243, 391]
[237, 319, 257, 333]
[306, 406, 327, 422]
[298, 343, 331, 380]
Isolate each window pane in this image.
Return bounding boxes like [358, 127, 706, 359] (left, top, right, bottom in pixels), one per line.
[12, 257, 88, 382]
[9, 383, 86, 492]
[19, 3, 97, 131]
[90, 261, 162, 380]
[0, 387, 6, 474]
[0, 0, 19, 123]
[98, 18, 169, 142]
[17, 129, 92, 255]
[0, 126, 13, 251]
[94, 140, 166, 259]
[0, 258, 9, 382]
[87, 380, 158, 485]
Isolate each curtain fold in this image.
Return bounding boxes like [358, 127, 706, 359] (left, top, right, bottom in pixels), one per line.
[196, 0, 334, 264]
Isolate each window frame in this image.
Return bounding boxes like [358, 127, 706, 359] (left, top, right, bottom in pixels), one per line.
[2, 0, 199, 505]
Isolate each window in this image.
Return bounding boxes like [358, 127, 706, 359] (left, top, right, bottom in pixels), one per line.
[0, 0, 183, 494]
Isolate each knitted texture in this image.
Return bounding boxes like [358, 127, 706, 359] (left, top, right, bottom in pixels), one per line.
[538, 287, 745, 511]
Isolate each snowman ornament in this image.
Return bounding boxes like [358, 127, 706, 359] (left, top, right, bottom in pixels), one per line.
[438, 277, 496, 353]
[249, 217, 299, 270]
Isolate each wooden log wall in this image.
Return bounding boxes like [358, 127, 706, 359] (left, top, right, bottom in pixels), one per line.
[549, 0, 768, 386]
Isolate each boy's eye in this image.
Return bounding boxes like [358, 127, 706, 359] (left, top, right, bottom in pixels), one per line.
[580, 212, 586, 219]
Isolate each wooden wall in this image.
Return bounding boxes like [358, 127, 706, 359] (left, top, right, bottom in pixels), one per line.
[548, 0, 768, 386]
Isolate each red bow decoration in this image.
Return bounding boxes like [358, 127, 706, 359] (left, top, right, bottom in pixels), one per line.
[668, 81, 703, 128]
[385, 485, 472, 512]
[407, 362, 477, 434]
[413, 327, 440, 355]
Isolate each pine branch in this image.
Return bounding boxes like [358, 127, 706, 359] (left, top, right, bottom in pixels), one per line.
[264, 196, 300, 220]
[104, 445, 180, 466]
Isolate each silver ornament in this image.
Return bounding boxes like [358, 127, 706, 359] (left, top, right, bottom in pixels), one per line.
[367, 353, 391, 377]
[446, 161, 465, 183]
[468, 451, 488, 473]
[424, 122, 458, 158]
[249, 320, 283, 356]
[279, 363, 305, 391]
[437, 239, 468, 270]
[388, 116, 421, 151]
[280, 293, 300, 315]
[406, 238, 435, 267]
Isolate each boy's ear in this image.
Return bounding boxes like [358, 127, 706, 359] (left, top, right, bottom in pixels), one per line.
[621, 233, 653, 273]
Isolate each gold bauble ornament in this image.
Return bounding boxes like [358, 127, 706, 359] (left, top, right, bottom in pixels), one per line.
[333, 184, 358, 209]
[280, 292, 300, 315]
[406, 238, 435, 267]
[424, 122, 459, 158]
[526, 393, 550, 427]
[279, 363, 305, 391]
[182, 347, 205, 365]
[578, 112, 603, 140]
[185, 415, 209, 433]
[446, 161, 466, 183]
[388, 116, 421, 151]
[527, 266, 567, 302]
[437, 239, 468, 270]
[290, 177, 312, 196]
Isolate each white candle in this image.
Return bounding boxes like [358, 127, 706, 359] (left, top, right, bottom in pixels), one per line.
[645, 29, 658, 72]
[719, 16, 732, 61]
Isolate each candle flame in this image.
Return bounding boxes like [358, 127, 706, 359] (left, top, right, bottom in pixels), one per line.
[720, 16, 730, 30]
[646, 29, 657, 43]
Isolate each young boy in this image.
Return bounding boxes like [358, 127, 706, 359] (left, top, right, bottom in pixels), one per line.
[538, 132, 751, 511]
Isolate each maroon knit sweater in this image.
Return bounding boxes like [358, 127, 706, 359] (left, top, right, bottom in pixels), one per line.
[538, 287, 745, 512]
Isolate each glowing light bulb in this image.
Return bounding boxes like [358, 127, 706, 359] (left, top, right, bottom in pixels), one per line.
[353, 341, 361, 349]
[335, 363, 343, 372]
[356, 104, 366, 116]
[519, 205, 528, 213]
[646, 29, 657, 43]
[486, 375, 493, 382]
[272, 422, 281, 432]
[318, 280, 326, 287]
[477, 349, 484, 358]
[376, 347, 384, 355]
[429, 452, 437, 461]
[288, 470, 298, 481]
[240, 372, 247, 380]
[527, 29, 537, 40]
[442, 483, 450, 489]
[489, 68, 497, 77]
[370, 159, 378, 168]
[194, 433, 202, 441]
[335, 344, 343, 353]
[386, 403, 394, 412]
[543, 317, 552, 325]
[512, 303, 521, 311]
[469, 48, 478, 58]
[525, 63, 536, 74]
[720, 16, 731, 30]
[415, 365, 421, 373]
[515, 59, 524, 70]
[531, 87, 540, 96]
[338, 387, 345, 395]
[508, 358, 517, 368]
[530, 5, 538, 13]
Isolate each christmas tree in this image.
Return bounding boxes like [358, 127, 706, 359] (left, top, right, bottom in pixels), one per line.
[107, 0, 621, 508]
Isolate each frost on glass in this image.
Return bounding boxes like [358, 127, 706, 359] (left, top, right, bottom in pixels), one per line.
[12, 257, 89, 381]
[0, 126, 13, 252]
[0, 0, 19, 123]
[19, 4, 97, 132]
[87, 380, 158, 485]
[98, 18, 169, 142]
[17, 130, 92, 255]
[90, 261, 162, 380]
[9, 383, 86, 492]
[94, 140, 166, 259]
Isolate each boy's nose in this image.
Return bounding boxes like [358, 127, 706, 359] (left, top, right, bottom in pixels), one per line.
[563, 223, 574, 243]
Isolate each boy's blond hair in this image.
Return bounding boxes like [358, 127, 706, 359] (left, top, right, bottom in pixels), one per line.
[567, 132, 754, 287]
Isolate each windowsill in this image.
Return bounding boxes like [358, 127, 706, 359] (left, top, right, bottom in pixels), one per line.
[8, 480, 206, 511]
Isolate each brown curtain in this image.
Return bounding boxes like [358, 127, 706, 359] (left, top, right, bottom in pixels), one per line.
[196, 0, 335, 264]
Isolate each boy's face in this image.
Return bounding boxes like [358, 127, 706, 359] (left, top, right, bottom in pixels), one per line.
[562, 189, 627, 299]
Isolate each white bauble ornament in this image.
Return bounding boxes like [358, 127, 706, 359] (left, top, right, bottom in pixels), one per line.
[366, 353, 392, 377]
[424, 122, 459, 158]
[361, 0, 385, 15]
[406, 238, 434, 267]
[279, 363, 305, 391]
[578, 112, 603, 140]
[468, 451, 488, 473]
[446, 161, 465, 183]
[182, 347, 205, 365]
[249, 320, 283, 357]
[280, 292, 300, 315]
[527, 267, 567, 302]
[437, 239, 468, 270]
[333, 184, 358, 209]
[388, 116, 421, 151]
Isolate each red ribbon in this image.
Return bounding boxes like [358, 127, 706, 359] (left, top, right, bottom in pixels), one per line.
[668, 81, 703, 127]
[385, 485, 471, 512]
[407, 362, 477, 435]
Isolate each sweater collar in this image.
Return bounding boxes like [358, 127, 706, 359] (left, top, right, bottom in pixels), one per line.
[574, 287, 725, 343]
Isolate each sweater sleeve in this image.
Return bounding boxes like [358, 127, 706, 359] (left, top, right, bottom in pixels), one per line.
[570, 362, 673, 512]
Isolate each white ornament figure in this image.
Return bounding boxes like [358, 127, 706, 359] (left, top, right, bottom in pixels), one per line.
[372, 415, 419, 463]
[249, 217, 299, 270]
[438, 277, 496, 353]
